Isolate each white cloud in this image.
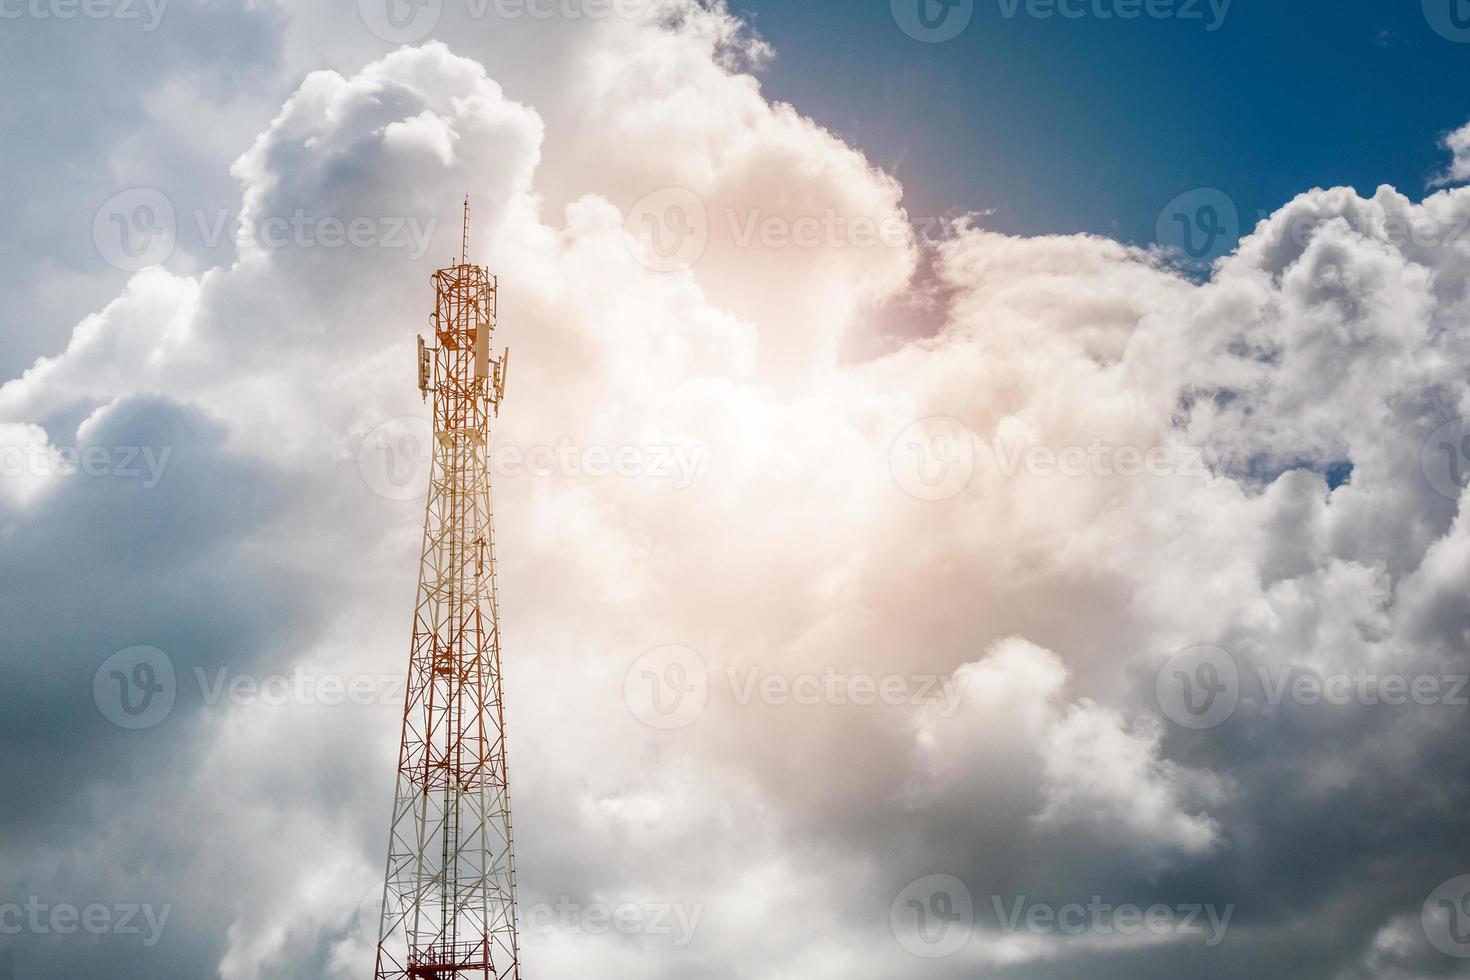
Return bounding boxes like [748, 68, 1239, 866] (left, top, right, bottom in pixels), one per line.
[1036, 700, 1224, 860]
[914, 639, 1223, 876]
[4, 12, 1470, 980]
[1432, 120, 1470, 187]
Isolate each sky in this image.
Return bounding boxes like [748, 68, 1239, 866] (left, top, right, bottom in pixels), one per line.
[733, 0, 1470, 241]
[3, 2, 1470, 979]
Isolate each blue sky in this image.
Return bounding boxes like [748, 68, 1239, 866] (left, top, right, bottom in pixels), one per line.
[734, 0, 1470, 245]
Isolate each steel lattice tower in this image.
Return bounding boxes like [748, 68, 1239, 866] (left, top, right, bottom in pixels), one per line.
[374, 201, 519, 980]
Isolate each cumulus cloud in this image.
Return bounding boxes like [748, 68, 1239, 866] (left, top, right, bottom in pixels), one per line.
[4, 7, 1470, 980]
[1432, 120, 1470, 187]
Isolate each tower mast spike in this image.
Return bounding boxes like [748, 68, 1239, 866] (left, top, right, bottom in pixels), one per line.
[461, 194, 471, 267]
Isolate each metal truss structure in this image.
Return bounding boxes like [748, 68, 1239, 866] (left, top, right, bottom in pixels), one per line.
[374, 202, 518, 980]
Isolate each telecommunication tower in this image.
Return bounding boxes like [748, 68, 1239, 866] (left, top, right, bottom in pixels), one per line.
[373, 199, 519, 980]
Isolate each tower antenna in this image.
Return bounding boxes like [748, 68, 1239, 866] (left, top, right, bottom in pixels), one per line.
[461, 194, 471, 266]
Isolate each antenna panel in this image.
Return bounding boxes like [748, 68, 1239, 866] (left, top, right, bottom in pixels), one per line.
[474, 316, 491, 382]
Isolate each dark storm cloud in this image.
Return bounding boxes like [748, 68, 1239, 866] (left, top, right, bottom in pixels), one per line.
[0, 394, 320, 972]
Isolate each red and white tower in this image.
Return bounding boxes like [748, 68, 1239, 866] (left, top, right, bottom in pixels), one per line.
[374, 201, 520, 980]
